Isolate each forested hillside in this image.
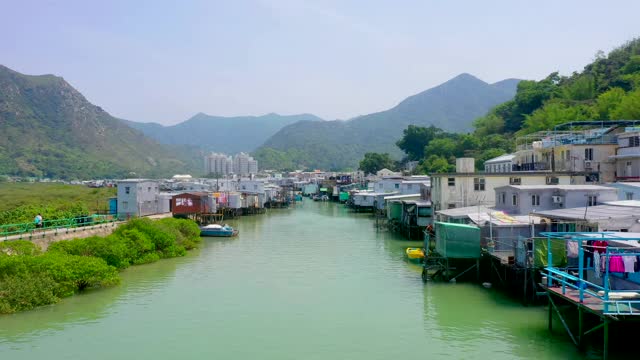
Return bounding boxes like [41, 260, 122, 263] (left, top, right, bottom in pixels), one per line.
[402, 38, 640, 174]
[0, 65, 201, 179]
[126, 112, 322, 154]
[254, 74, 520, 170]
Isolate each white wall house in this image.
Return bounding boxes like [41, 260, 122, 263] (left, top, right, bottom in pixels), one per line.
[430, 158, 592, 212]
[117, 179, 160, 217]
[612, 130, 640, 181]
[373, 177, 404, 193]
[493, 185, 618, 215]
[484, 154, 515, 173]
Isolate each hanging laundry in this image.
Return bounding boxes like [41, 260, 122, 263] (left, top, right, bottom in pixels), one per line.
[623, 255, 637, 273]
[609, 255, 625, 273]
[566, 241, 579, 258]
[593, 253, 601, 279]
[592, 240, 608, 254]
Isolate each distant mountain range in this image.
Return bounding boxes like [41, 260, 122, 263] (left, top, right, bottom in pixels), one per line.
[125, 112, 322, 154]
[254, 73, 521, 170]
[0, 65, 200, 179]
[0, 64, 520, 178]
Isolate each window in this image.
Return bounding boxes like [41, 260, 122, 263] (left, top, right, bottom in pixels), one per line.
[584, 148, 593, 161]
[122, 201, 128, 210]
[546, 176, 559, 185]
[147, 187, 151, 192]
[500, 192, 506, 204]
[566, 150, 570, 160]
[587, 195, 597, 206]
[630, 136, 640, 147]
[418, 207, 431, 217]
[473, 178, 485, 191]
[447, 178, 455, 187]
[125, 186, 130, 194]
[395, 183, 400, 189]
[531, 194, 540, 206]
[447, 203, 456, 209]
[509, 177, 521, 185]
[626, 192, 634, 200]
[512, 194, 518, 206]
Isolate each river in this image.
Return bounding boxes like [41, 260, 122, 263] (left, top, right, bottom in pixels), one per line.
[0, 200, 594, 359]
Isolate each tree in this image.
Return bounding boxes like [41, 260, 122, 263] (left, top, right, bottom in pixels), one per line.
[416, 155, 452, 174]
[358, 152, 396, 175]
[396, 125, 444, 160]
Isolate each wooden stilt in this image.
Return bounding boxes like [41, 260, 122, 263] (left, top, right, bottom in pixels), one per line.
[548, 294, 553, 332]
[603, 318, 608, 360]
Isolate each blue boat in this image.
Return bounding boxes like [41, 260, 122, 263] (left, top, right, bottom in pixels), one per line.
[200, 224, 239, 237]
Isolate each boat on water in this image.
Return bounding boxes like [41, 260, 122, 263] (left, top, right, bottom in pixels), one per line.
[405, 247, 425, 261]
[200, 224, 239, 237]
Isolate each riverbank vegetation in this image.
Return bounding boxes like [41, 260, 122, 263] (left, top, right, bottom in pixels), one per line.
[360, 38, 640, 175]
[0, 183, 116, 225]
[0, 217, 201, 314]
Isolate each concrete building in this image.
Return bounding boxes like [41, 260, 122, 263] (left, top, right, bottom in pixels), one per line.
[232, 152, 257, 176]
[493, 185, 618, 215]
[484, 154, 515, 173]
[204, 153, 233, 176]
[116, 179, 160, 217]
[430, 158, 594, 212]
[611, 128, 640, 181]
[606, 182, 640, 201]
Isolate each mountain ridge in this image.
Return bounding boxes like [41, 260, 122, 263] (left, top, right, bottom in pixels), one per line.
[125, 112, 324, 154]
[0, 65, 200, 179]
[254, 73, 521, 170]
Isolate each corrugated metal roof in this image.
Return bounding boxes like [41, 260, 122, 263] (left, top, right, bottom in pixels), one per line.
[499, 185, 615, 191]
[532, 205, 640, 221]
[608, 182, 640, 188]
[383, 194, 420, 200]
[602, 200, 640, 207]
[436, 205, 493, 217]
[484, 154, 516, 164]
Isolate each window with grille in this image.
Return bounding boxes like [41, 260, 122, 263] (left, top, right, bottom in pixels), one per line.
[531, 194, 540, 206]
[473, 178, 485, 191]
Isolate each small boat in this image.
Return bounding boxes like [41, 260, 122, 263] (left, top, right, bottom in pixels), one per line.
[405, 247, 425, 261]
[200, 224, 239, 237]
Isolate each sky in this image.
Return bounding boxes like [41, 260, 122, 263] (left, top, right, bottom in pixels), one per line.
[1, 0, 639, 125]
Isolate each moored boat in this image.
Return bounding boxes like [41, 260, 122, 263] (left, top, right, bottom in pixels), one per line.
[200, 224, 239, 237]
[405, 247, 425, 261]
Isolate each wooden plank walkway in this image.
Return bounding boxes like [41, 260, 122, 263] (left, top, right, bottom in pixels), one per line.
[545, 285, 640, 317]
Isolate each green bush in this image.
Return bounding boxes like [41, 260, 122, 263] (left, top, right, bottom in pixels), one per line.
[0, 273, 58, 313]
[0, 240, 41, 256]
[0, 217, 200, 314]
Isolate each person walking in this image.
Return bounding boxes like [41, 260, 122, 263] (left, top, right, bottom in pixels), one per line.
[34, 214, 43, 228]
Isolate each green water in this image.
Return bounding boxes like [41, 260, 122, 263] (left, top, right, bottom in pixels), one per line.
[0, 201, 588, 359]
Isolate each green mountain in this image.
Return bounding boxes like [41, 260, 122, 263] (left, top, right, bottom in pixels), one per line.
[474, 37, 640, 136]
[0, 65, 200, 179]
[254, 73, 520, 170]
[125, 112, 323, 154]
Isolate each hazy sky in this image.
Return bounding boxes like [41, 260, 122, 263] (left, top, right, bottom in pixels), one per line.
[2, 0, 638, 124]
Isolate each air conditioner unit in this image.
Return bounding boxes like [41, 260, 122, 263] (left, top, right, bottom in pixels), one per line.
[584, 161, 592, 169]
[552, 195, 564, 204]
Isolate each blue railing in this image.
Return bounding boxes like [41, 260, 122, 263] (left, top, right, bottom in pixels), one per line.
[541, 232, 640, 315]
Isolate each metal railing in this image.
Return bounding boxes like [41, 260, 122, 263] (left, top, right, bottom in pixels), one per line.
[1, 214, 119, 239]
[541, 232, 640, 315]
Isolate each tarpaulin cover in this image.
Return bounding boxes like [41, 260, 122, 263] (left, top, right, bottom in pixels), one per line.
[435, 222, 481, 258]
[534, 238, 567, 267]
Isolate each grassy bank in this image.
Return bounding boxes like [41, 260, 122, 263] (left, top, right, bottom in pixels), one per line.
[0, 183, 116, 224]
[0, 217, 201, 314]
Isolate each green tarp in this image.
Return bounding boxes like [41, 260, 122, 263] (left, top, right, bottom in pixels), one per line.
[534, 238, 567, 267]
[435, 222, 481, 259]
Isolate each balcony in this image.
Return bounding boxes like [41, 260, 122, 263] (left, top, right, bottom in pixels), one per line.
[511, 162, 550, 172]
